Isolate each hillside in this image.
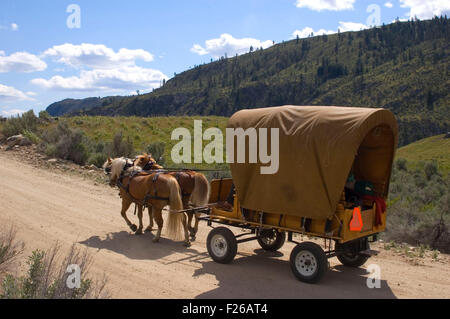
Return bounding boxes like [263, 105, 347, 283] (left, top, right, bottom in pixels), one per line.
[47, 18, 449, 146]
[46, 96, 125, 116]
[396, 133, 450, 173]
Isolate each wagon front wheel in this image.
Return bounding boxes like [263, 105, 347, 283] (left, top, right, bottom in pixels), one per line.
[290, 242, 327, 284]
[257, 229, 286, 251]
[207, 227, 237, 264]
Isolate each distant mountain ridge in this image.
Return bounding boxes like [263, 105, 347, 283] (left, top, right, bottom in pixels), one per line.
[46, 17, 449, 145]
[46, 96, 125, 116]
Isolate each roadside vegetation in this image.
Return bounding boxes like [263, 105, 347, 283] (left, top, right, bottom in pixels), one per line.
[385, 159, 449, 253]
[0, 111, 229, 175]
[0, 225, 108, 299]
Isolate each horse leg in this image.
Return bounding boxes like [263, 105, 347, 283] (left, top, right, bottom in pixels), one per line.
[120, 199, 137, 232]
[187, 212, 195, 239]
[135, 205, 144, 235]
[152, 207, 163, 243]
[145, 206, 154, 232]
[182, 213, 191, 247]
[191, 212, 201, 241]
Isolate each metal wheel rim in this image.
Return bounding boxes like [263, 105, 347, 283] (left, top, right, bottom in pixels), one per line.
[261, 233, 276, 245]
[295, 250, 318, 277]
[260, 229, 276, 245]
[211, 234, 228, 258]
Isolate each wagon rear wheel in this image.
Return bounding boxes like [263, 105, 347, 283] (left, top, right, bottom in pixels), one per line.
[257, 229, 286, 251]
[335, 242, 370, 267]
[290, 242, 327, 284]
[207, 227, 237, 264]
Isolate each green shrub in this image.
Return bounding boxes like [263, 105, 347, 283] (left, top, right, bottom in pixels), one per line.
[424, 160, 439, 180]
[105, 132, 134, 158]
[395, 158, 407, 171]
[39, 122, 89, 165]
[38, 111, 53, 123]
[146, 141, 166, 166]
[1, 110, 39, 137]
[22, 129, 40, 144]
[88, 153, 107, 168]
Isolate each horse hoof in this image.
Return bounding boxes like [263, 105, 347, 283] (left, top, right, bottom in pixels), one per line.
[190, 235, 196, 242]
[130, 224, 138, 232]
[183, 241, 191, 247]
[152, 238, 160, 243]
[135, 230, 143, 235]
[145, 227, 153, 233]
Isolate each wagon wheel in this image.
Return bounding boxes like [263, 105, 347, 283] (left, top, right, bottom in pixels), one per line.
[335, 242, 370, 267]
[257, 228, 286, 251]
[207, 227, 237, 264]
[289, 242, 328, 284]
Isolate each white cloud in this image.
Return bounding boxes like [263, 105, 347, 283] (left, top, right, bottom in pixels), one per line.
[292, 27, 334, 39]
[31, 43, 167, 92]
[392, 18, 409, 23]
[295, 0, 355, 11]
[191, 33, 273, 59]
[43, 43, 154, 69]
[1, 108, 26, 117]
[292, 21, 368, 39]
[385, 2, 393, 8]
[400, 0, 450, 19]
[31, 66, 168, 92]
[337, 21, 369, 32]
[0, 84, 34, 102]
[11, 23, 18, 31]
[0, 51, 47, 73]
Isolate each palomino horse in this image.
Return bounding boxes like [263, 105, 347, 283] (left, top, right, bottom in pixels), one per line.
[134, 153, 210, 240]
[103, 157, 191, 246]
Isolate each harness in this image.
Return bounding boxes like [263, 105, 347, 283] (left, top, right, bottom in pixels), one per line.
[117, 164, 170, 213]
[142, 161, 194, 199]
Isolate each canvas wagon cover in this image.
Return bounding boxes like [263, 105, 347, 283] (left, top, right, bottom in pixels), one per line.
[228, 105, 398, 219]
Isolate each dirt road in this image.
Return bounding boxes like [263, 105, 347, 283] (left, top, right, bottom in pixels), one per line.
[0, 150, 449, 299]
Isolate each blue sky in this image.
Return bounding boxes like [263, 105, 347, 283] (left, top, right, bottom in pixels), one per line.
[0, 0, 448, 116]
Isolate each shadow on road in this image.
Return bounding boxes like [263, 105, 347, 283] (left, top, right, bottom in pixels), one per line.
[79, 230, 199, 261]
[79, 231, 397, 298]
[191, 248, 397, 299]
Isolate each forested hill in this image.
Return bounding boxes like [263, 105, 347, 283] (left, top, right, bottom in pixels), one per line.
[49, 17, 449, 145]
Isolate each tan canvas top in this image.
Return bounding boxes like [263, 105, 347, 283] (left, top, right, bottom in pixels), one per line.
[228, 105, 398, 219]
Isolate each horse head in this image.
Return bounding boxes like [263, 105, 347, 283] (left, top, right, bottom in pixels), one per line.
[135, 153, 162, 170]
[102, 157, 113, 175]
[103, 157, 129, 187]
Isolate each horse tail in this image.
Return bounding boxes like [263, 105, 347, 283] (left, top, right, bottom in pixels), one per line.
[165, 177, 184, 240]
[190, 173, 210, 207]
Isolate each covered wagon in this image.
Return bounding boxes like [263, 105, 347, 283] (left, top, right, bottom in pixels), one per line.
[203, 105, 398, 283]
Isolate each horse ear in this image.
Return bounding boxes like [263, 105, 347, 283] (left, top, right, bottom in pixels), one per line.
[108, 157, 112, 163]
